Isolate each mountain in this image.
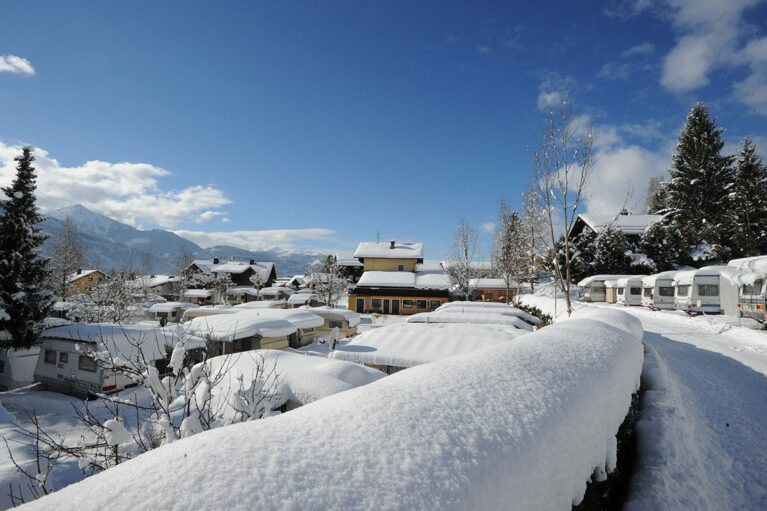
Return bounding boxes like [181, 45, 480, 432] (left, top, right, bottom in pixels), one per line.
[41, 204, 322, 276]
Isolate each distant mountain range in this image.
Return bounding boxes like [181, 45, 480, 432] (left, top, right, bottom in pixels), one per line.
[40, 204, 322, 276]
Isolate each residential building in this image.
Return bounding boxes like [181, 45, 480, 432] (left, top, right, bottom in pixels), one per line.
[184, 258, 277, 288]
[67, 269, 107, 296]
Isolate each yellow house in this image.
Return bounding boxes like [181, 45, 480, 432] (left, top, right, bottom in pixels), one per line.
[348, 241, 452, 315]
[67, 269, 107, 296]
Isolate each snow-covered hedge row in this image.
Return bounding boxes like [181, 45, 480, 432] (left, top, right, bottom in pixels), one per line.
[21, 310, 643, 511]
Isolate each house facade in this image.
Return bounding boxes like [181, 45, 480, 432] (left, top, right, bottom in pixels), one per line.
[184, 258, 278, 288]
[67, 269, 107, 296]
[348, 241, 451, 315]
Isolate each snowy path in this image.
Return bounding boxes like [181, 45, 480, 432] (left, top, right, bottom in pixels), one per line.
[620, 309, 767, 510]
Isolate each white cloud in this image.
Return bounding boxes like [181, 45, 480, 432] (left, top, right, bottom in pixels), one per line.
[173, 228, 337, 251]
[621, 42, 655, 57]
[536, 72, 578, 111]
[0, 55, 35, 76]
[661, 34, 715, 91]
[480, 222, 495, 234]
[598, 61, 634, 81]
[0, 140, 231, 228]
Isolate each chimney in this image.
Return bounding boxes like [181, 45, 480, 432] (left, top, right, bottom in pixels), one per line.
[619, 208, 629, 216]
[76, 268, 82, 275]
[390, 240, 396, 249]
[249, 259, 255, 265]
[213, 257, 220, 265]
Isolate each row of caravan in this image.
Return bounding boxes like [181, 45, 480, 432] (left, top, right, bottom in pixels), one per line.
[579, 261, 767, 322]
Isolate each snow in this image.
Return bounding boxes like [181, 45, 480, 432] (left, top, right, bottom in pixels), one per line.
[353, 241, 424, 259]
[331, 322, 529, 368]
[577, 274, 636, 287]
[66, 269, 101, 283]
[470, 278, 525, 289]
[287, 292, 317, 305]
[641, 270, 679, 288]
[577, 213, 662, 236]
[182, 289, 213, 298]
[728, 254, 767, 272]
[236, 308, 324, 329]
[19, 309, 643, 511]
[356, 270, 451, 289]
[129, 274, 180, 289]
[616, 275, 647, 287]
[192, 260, 275, 280]
[148, 301, 198, 313]
[406, 311, 535, 331]
[305, 306, 362, 327]
[435, 301, 542, 325]
[205, 350, 384, 411]
[185, 311, 297, 342]
[103, 418, 132, 446]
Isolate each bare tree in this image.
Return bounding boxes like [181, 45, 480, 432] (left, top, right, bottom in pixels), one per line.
[175, 246, 195, 274]
[48, 217, 86, 301]
[448, 218, 480, 299]
[306, 255, 348, 306]
[532, 96, 595, 315]
[492, 201, 528, 303]
[249, 271, 264, 301]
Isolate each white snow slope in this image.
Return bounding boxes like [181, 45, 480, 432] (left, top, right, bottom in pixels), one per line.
[19, 310, 643, 511]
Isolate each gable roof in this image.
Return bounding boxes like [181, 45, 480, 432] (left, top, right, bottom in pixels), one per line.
[67, 269, 104, 283]
[190, 260, 276, 280]
[353, 241, 424, 260]
[573, 213, 662, 237]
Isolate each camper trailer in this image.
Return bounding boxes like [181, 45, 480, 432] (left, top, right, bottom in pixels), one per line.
[34, 324, 202, 397]
[185, 310, 297, 358]
[0, 347, 40, 390]
[641, 271, 678, 310]
[577, 275, 634, 303]
[673, 266, 743, 315]
[307, 307, 362, 339]
[148, 302, 198, 324]
[616, 276, 646, 306]
[736, 272, 767, 323]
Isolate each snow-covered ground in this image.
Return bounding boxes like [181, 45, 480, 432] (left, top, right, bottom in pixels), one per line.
[524, 295, 767, 509]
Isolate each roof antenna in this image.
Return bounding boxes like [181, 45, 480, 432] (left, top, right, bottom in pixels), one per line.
[377, 230, 380, 243]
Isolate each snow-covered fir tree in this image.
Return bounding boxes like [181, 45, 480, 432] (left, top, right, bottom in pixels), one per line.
[47, 216, 87, 300]
[731, 136, 767, 258]
[591, 227, 634, 274]
[654, 102, 735, 266]
[0, 147, 53, 350]
[492, 201, 528, 303]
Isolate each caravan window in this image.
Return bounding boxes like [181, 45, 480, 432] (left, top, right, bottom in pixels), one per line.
[630, 287, 641, 296]
[642, 288, 653, 297]
[659, 287, 674, 297]
[44, 350, 56, 365]
[59, 352, 68, 363]
[698, 284, 719, 296]
[676, 285, 690, 297]
[742, 279, 764, 295]
[78, 355, 97, 373]
[328, 320, 344, 329]
[617, 287, 625, 295]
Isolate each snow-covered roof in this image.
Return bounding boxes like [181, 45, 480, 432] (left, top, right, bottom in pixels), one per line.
[435, 301, 542, 325]
[288, 293, 317, 305]
[616, 275, 647, 286]
[22, 310, 643, 511]
[148, 302, 199, 313]
[356, 270, 452, 290]
[181, 307, 238, 322]
[305, 307, 362, 327]
[577, 274, 636, 287]
[191, 260, 275, 280]
[576, 213, 662, 236]
[353, 241, 424, 260]
[673, 266, 745, 286]
[206, 350, 384, 411]
[406, 311, 535, 331]
[335, 253, 364, 267]
[185, 311, 297, 342]
[129, 275, 180, 289]
[737, 271, 767, 286]
[39, 323, 204, 363]
[641, 271, 679, 287]
[183, 289, 214, 298]
[331, 322, 527, 368]
[727, 255, 767, 272]
[66, 269, 103, 283]
[226, 287, 262, 296]
[238, 308, 324, 329]
[233, 301, 289, 310]
[470, 278, 522, 289]
[259, 287, 293, 296]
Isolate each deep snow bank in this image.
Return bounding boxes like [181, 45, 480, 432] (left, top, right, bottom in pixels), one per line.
[21, 310, 643, 511]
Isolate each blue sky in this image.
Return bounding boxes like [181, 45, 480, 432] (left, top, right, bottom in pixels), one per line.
[0, 0, 766, 259]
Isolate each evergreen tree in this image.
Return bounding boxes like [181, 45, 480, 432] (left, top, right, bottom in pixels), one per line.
[645, 176, 670, 214]
[731, 136, 767, 257]
[658, 102, 735, 265]
[0, 147, 53, 350]
[591, 227, 634, 274]
[640, 220, 686, 271]
[492, 202, 528, 302]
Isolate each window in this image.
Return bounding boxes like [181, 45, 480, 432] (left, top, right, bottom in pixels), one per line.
[698, 284, 719, 297]
[676, 285, 690, 297]
[659, 287, 674, 297]
[630, 287, 641, 296]
[642, 288, 653, 297]
[0, 359, 4, 373]
[59, 352, 69, 363]
[617, 287, 625, 295]
[240, 338, 253, 351]
[328, 320, 343, 329]
[416, 300, 427, 309]
[371, 299, 382, 309]
[44, 349, 56, 365]
[742, 279, 764, 295]
[78, 355, 97, 373]
[430, 300, 441, 310]
[397, 265, 405, 272]
[403, 299, 414, 308]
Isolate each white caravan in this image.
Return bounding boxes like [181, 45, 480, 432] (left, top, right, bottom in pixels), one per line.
[577, 274, 634, 303]
[616, 276, 646, 306]
[673, 266, 743, 315]
[641, 271, 678, 310]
